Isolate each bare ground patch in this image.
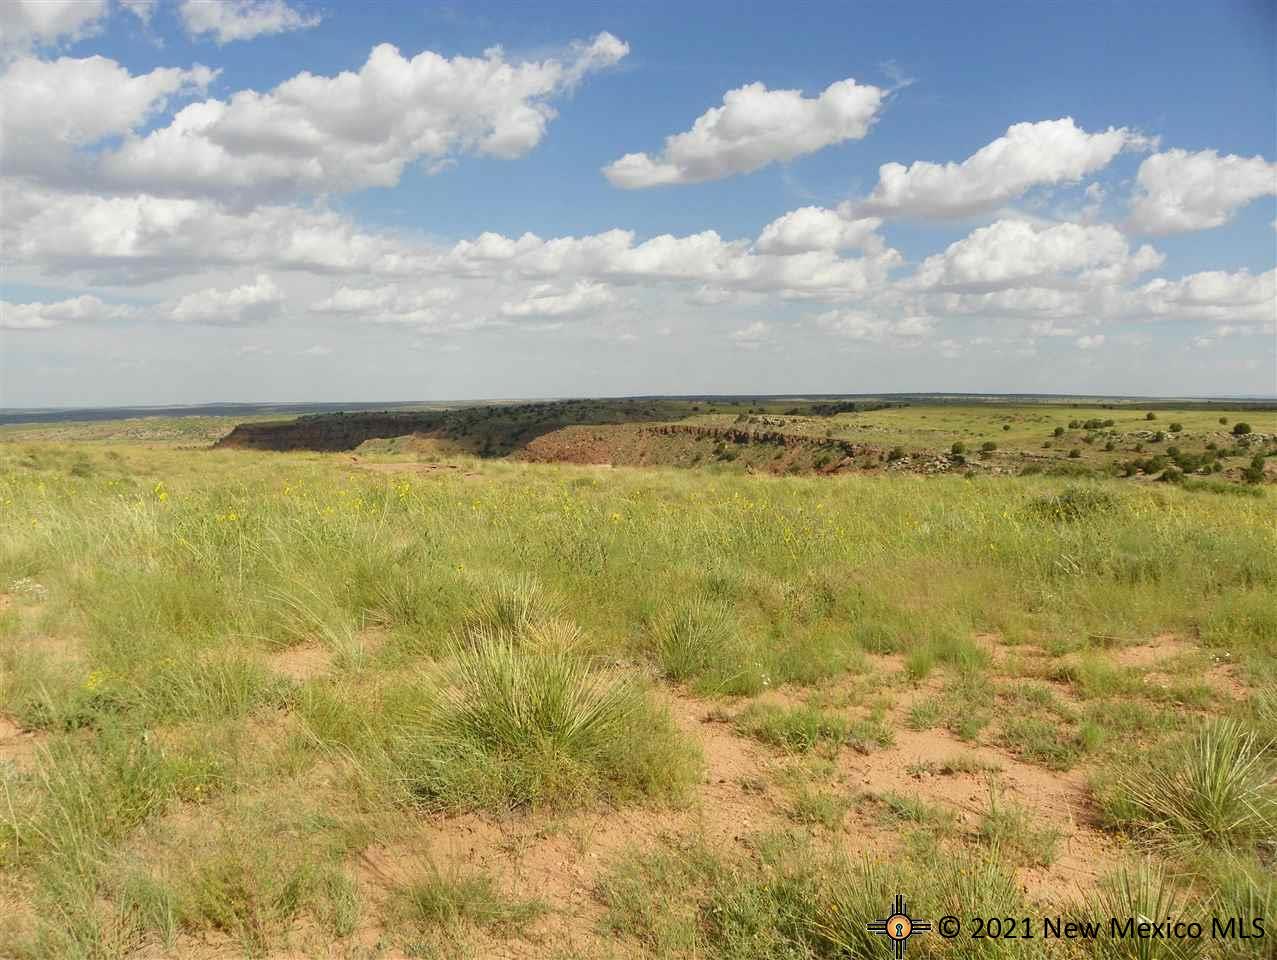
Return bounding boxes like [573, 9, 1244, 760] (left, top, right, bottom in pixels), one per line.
[0, 714, 44, 769]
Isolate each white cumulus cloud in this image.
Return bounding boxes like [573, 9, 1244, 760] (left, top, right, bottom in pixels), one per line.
[603, 78, 884, 188]
[0, 0, 107, 56]
[1137, 268, 1275, 325]
[170, 274, 284, 324]
[0, 55, 217, 181]
[814, 309, 934, 343]
[855, 118, 1150, 219]
[1, 294, 132, 330]
[755, 207, 884, 255]
[911, 219, 1163, 291]
[729, 320, 773, 349]
[499, 280, 617, 318]
[1128, 149, 1277, 234]
[179, 0, 321, 44]
[18, 33, 628, 202]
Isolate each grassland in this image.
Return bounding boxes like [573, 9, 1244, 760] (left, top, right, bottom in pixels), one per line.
[0, 402, 1274, 958]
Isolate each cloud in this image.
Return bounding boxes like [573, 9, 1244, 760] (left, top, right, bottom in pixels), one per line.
[310, 283, 466, 328]
[1137, 267, 1275, 325]
[603, 78, 884, 188]
[729, 320, 773, 349]
[0, 0, 107, 56]
[170, 274, 284, 324]
[300, 343, 333, 356]
[855, 118, 1150, 219]
[1076, 334, 1105, 349]
[2, 184, 432, 283]
[119, 0, 158, 25]
[1, 294, 132, 330]
[814, 309, 934, 343]
[911, 219, 1163, 291]
[6, 177, 909, 304]
[755, 207, 884, 255]
[0, 55, 216, 181]
[499, 280, 616, 318]
[87, 33, 627, 201]
[178, 0, 321, 44]
[1128, 149, 1277, 234]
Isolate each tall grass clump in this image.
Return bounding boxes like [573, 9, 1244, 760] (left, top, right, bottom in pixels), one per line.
[642, 597, 766, 695]
[397, 638, 698, 811]
[462, 572, 560, 640]
[1028, 484, 1120, 522]
[733, 703, 849, 752]
[1103, 719, 1276, 850]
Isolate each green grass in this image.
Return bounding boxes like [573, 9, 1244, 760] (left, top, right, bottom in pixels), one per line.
[396, 637, 699, 811]
[976, 786, 1062, 866]
[0, 419, 1273, 957]
[734, 703, 848, 752]
[390, 863, 544, 940]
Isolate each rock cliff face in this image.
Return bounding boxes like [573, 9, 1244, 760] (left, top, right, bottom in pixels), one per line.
[640, 423, 870, 458]
[217, 413, 447, 451]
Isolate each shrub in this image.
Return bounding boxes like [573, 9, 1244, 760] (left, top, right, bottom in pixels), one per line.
[950, 441, 966, 455]
[980, 441, 997, 452]
[1053, 426, 1065, 437]
[1146, 412, 1157, 420]
[1030, 485, 1118, 522]
[1242, 454, 1266, 484]
[1169, 422, 1183, 432]
[1068, 448, 1081, 459]
[1104, 719, 1276, 849]
[1220, 416, 1229, 425]
[1002, 424, 1010, 431]
[886, 446, 906, 462]
[1233, 422, 1252, 436]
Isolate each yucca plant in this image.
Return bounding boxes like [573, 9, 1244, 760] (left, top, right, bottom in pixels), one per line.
[1115, 719, 1276, 849]
[1083, 864, 1206, 960]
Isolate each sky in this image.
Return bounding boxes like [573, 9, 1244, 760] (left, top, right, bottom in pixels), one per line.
[1, 0, 1274, 407]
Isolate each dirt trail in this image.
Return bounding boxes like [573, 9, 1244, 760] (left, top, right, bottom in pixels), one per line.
[350, 460, 482, 478]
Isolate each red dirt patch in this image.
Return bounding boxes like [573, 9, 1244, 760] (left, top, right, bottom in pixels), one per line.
[268, 644, 333, 682]
[0, 714, 44, 768]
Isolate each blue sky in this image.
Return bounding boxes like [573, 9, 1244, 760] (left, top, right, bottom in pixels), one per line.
[1, 0, 1274, 406]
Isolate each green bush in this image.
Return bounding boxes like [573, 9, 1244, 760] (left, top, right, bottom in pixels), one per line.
[1233, 422, 1252, 436]
[1030, 485, 1119, 522]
